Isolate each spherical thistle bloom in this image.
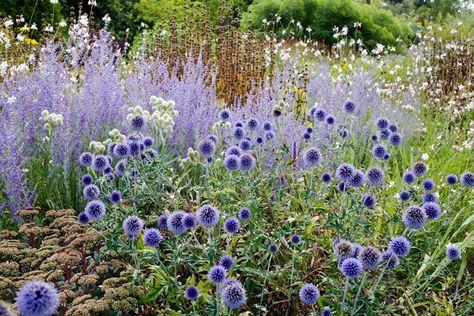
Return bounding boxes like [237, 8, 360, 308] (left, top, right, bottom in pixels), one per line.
[326, 116, 335, 125]
[143, 136, 153, 147]
[371, 134, 378, 142]
[372, 144, 387, 159]
[338, 182, 349, 192]
[350, 170, 365, 187]
[144, 228, 163, 247]
[85, 200, 106, 221]
[226, 146, 242, 157]
[380, 129, 390, 140]
[167, 211, 187, 235]
[375, 117, 390, 131]
[340, 128, 349, 139]
[389, 236, 411, 257]
[389, 124, 398, 133]
[446, 174, 458, 185]
[306, 127, 313, 134]
[399, 190, 410, 202]
[322, 306, 332, 316]
[299, 283, 320, 305]
[403, 172, 416, 185]
[235, 121, 243, 128]
[239, 139, 252, 151]
[123, 216, 144, 240]
[290, 233, 302, 245]
[183, 213, 197, 230]
[79, 152, 93, 167]
[207, 157, 213, 164]
[303, 132, 311, 140]
[247, 118, 259, 130]
[208, 134, 219, 144]
[353, 243, 362, 258]
[92, 155, 109, 172]
[381, 251, 399, 269]
[412, 161, 428, 178]
[198, 139, 216, 158]
[219, 256, 234, 271]
[336, 163, 355, 182]
[130, 115, 146, 131]
[81, 174, 93, 186]
[361, 193, 376, 209]
[16, 280, 59, 316]
[158, 214, 168, 230]
[388, 133, 402, 147]
[309, 107, 317, 117]
[256, 137, 264, 144]
[460, 172, 474, 187]
[109, 191, 122, 205]
[383, 154, 390, 161]
[403, 206, 427, 229]
[113, 143, 130, 160]
[77, 212, 89, 225]
[423, 179, 435, 191]
[115, 160, 126, 176]
[239, 153, 256, 171]
[219, 109, 231, 121]
[221, 281, 247, 309]
[423, 202, 441, 220]
[339, 258, 363, 278]
[265, 131, 275, 140]
[321, 172, 332, 183]
[218, 278, 239, 296]
[446, 244, 461, 260]
[422, 192, 438, 203]
[365, 167, 384, 186]
[185, 286, 199, 301]
[224, 155, 240, 171]
[224, 217, 240, 234]
[0, 302, 12, 316]
[83, 184, 100, 200]
[303, 147, 321, 168]
[197, 205, 220, 228]
[358, 246, 381, 270]
[103, 166, 112, 175]
[313, 108, 327, 121]
[268, 243, 278, 253]
[233, 127, 245, 141]
[333, 239, 355, 260]
[209, 265, 227, 283]
[239, 208, 251, 220]
[344, 101, 356, 113]
[263, 122, 273, 131]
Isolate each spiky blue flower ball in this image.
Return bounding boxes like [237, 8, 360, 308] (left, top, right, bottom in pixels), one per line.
[219, 278, 239, 296]
[353, 243, 362, 258]
[221, 281, 247, 309]
[144, 228, 163, 247]
[350, 170, 365, 187]
[446, 244, 461, 260]
[403, 172, 416, 184]
[446, 174, 458, 185]
[380, 129, 390, 140]
[219, 256, 234, 271]
[303, 147, 321, 168]
[306, 127, 313, 134]
[326, 116, 335, 125]
[81, 174, 93, 186]
[233, 127, 245, 140]
[92, 155, 109, 172]
[77, 212, 89, 225]
[381, 251, 399, 269]
[113, 143, 130, 160]
[422, 192, 438, 203]
[85, 200, 106, 221]
[389, 133, 402, 146]
[423, 179, 435, 191]
[361, 193, 376, 208]
[336, 163, 355, 182]
[226, 146, 242, 157]
[389, 124, 398, 133]
[127, 141, 141, 156]
[115, 160, 126, 176]
[263, 122, 273, 131]
[344, 101, 356, 113]
[183, 213, 197, 230]
[79, 152, 93, 167]
[185, 286, 199, 301]
[109, 191, 122, 205]
[358, 246, 381, 270]
[83, 184, 100, 200]
[123, 216, 144, 240]
[375, 117, 389, 131]
[290, 233, 302, 245]
[224, 155, 240, 171]
[403, 206, 427, 229]
[239, 208, 251, 220]
[208, 134, 219, 144]
[423, 202, 441, 220]
[198, 139, 216, 157]
[460, 172, 474, 187]
[299, 283, 320, 305]
[339, 258, 363, 278]
[197, 205, 220, 228]
[167, 211, 187, 234]
[313, 108, 327, 121]
[371, 134, 378, 142]
[143, 136, 153, 147]
[235, 121, 243, 128]
[303, 133, 311, 140]
[340, 128, 349, 139]
[269, 243, 278, 253]
[333, 239, 355, 260]
[389, 236, 411, 257]
[256, 136, 264, 144]
[158, 214, 168, 230]
[413, 161, 428, 178]
[0, 302, 12, 316]
[372, 144, 387, 159]
[322, 306, 332, 316]
[265, 131, 275, 140]
[209, 265, 227, 283]
[224, 217, 240, 234]
[338, 182, 349, 192]
[383, 154, 390, 160]
[16, 280, 59, 316]
[219, 109, 231, 121]
[130, 115, 146, 131]
[321, 172, 332, 183]
[247, 118, 259, 130]
[239, 153, 256, 171]
[239, 139, 252, 151]
[399, 190, 410, 202]
[365, 167, 385, 186]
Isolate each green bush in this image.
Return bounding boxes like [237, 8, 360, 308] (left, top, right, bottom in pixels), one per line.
[244, 0, 414, 52]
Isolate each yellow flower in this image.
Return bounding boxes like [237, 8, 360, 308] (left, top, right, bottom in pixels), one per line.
[25, 38, 38, 45]
[20, 26, 31, 33]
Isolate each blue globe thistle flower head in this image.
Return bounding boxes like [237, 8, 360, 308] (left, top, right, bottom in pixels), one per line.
[183, 213, 197, 230]
[403, 172, 416, 185]
[256, 136, 264, 144]
[92, 155, 109, 172]
[239, 153, 256, 171]
[221, 281, 247, 309]
[326, 116, 335, 125]
[263, 122, 273, 131]
[226, 146, 242, 157]
[185, 286, 199, 301]
[123, 216, 144, 240]
[446, 244, 461, 260]
[306, 127, 313, 134]
[239, 208, 251, 220]
[208, 134, 219, 144]
[16, 280, 59, 316]
[313, 108, 327, 122]
[219, 256, 234, 271]
[338, 182, 349, 192]
[412, 161, 428, 178]
[113, 143, 130, 160]
[422, 192, 438, 203]
[358, 246, 381, 270]
[81, 174, 93, 186]
[235, 121, 243, 128]
[0, 302, 12, 316]
[167, 211, 187, 235]
[340, 128, 349, 139]
[399, 190, 410, 202]
[350, 170, 365, 187]
[446, 174, 458, 185]
[336, 163, 355, 182]
[389, 236, 411, 257]
[79, 152, 93, 167]
[233, 127, 245, 140]
[224, 217, 240, 234]
[352, 243, 362, 258]
[371, 134, 378, 142]
[321, 172, 332, 183]
[303, 132, 311, 140]
[158, 214, 168, 230]
[130, 115, 146, 131]
[372, 144, 387, 159]
[423, 202, 441, 220]
[239, 139, 252, 151]
[218, 278, 239, 296]
[115, 160, 127, 176]
[339, 258, 363, 278]
[197, 205, 220, 228]
[333, 239, 355, 260]
[143, 136, 153, 147]
[460, 172, 474, 187]
[389, 133, 402, 147]
[381, 251, 399, 269]
[144, 228, 163, 248]
[374, 117, 389, 131]
[290, 233, 302, 245]
[383, 154, 390, 160]
[268, 243, 278, 253]
[85, 200, 106, 221]
[361, 193, 376, 208]
[219, 109, 231, 121]
[344, 101, 356, 113]
[380, 129, 390, 140]
[303, 147, 321, 168]
[388, 124, 398, 133]
[422, 179, 435, 191]
[103, 166, 113, 175]
[309, 107, 317, 117]
[403, 206, 427, 230]
[198, 139, 216, 157]
[77, 212, 89, 225]
[322, 306, 332, 316]
[247, 118, 259, 130]
[365, 167, 385, 186]
[83, 184, 100, 200]
[299, 283, 320, 305]
[265, 131, 275, 140]
[129, 141, 143, 156]
[206, 157, 213, 164]
[209, 265, 227, 283]
[224, 155, 240, 171]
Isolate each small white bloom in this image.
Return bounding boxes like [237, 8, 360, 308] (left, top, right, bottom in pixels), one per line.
[50, 0, 59, 4]
[421, 153, 429, 161]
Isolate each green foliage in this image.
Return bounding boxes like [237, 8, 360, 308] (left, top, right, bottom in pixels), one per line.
[0, 0, 63, 32]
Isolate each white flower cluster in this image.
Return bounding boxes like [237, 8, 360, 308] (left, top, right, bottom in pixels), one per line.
[89, 141, 106, 154]
[39, 110, 63, 133]
[103, 129, 127, 146]
[212, 121, 231, 131]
